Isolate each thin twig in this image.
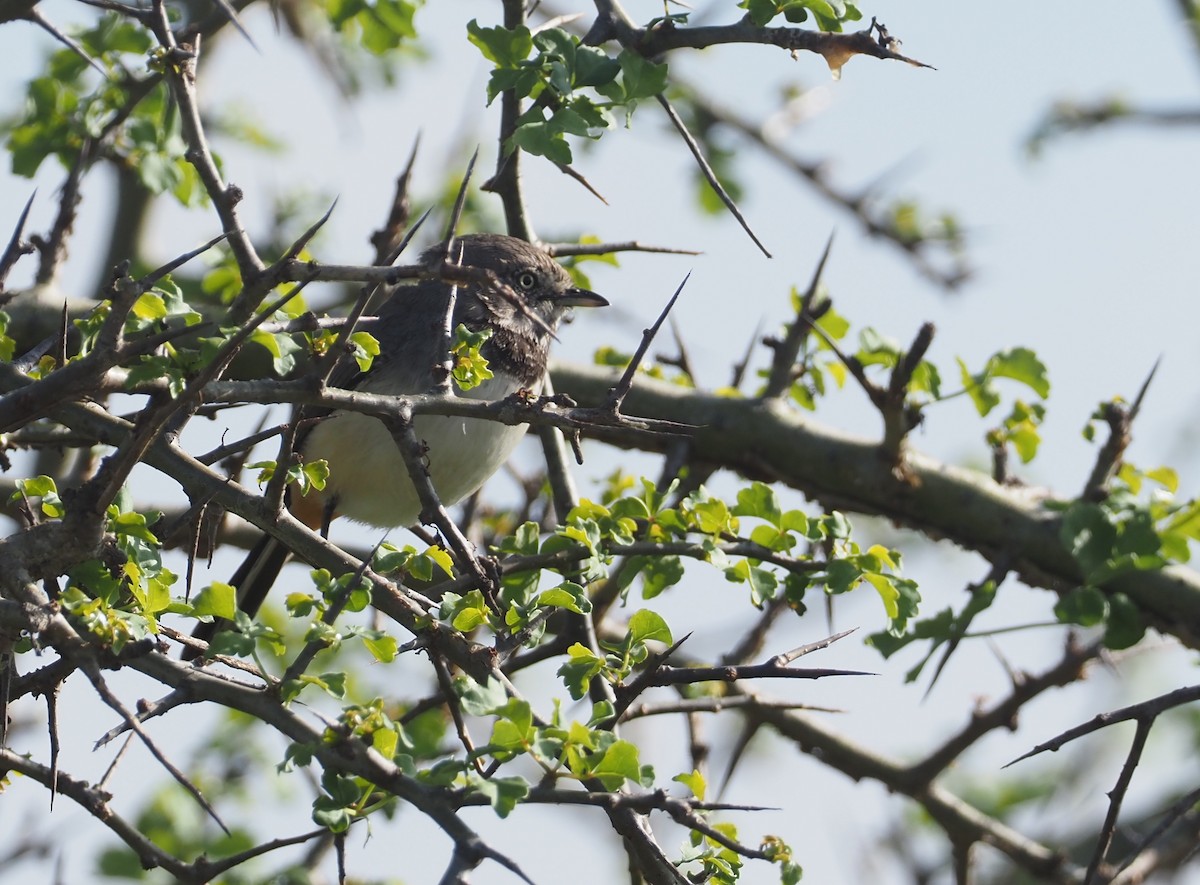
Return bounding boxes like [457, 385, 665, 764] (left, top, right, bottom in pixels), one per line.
[0, 192, 37, 295]
[1083, 718, 1153, 884]
[605, 273, 690, 413]
[762, 231, 834, 398]
[656, 94, 772, 257]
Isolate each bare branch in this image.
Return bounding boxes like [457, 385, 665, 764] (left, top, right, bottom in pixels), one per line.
[550, 362, 1200, 649]
[589, 14, 934, 74]
[370, 136, 421, 264]
[1083, 717, 1153, 884]
[26, 8, 108, 77]
[762, 231, 834, 398]
[544, 240, 700, 258]
[1006, 684, 1200, 768]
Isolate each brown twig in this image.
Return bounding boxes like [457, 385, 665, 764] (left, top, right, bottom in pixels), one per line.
[1082, 359, 1160, 500]
[370, 136, 421, 265]
[544, 240, 700, 258]
[762, 231, 834, 398]
[605, 272, 690, 413]
[1083, 717, 1153, 884]
[1006, 684, 1200, 769]
[0, 192, 37, 295]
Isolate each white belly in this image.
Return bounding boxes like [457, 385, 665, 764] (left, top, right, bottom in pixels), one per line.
[302, 375, 532, 528]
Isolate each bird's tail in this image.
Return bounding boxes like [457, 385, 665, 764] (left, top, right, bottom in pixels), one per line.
[184, 532, 293, 660]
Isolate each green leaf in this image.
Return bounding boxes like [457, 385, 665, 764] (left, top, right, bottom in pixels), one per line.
[511, 120, 573, 164]
[301, 460, 330, 493]
[287, 671, 347, 700]
[628, 609, 672, 645]
[250, 328, 304, 376]
[450, 324, 494, 390]
[362, 632, 398, 662]
[591, 739, 641, 788]
[469, 774, 529, 818]
[865, 572, 899, 620]
[15, 475, 65, 518]
[192, 582, 237, 620]
[466, 19, 533, 67]
[739, 0, 781, 26]
[457, 676, 508, 716]
[109, 509, 160, 544]
[1007, 420, 1042, 463]
[617, 49, 668, 100]
[824, 559, 861, 595]
[987, 347, 1050, 398]
[349, 331, 380, 372]
[746, 565, 779, 607]
[673, 769, 706, 800]
[1103, 592, 1145, 649]
[485, 67, 541, 104]
[574, 45, 621, 87]
[1060, 502, 1117, 582]
[557, 643, 605, 700]
[439, 589, 492, 632]
[639, 555, 685, 599]
[131, 292, 168, 321]
[536, 582, 592, 615]
[957, 356, 1001, 417]
[1054, 586, 1108, 627]
[732, 482, 782, 525]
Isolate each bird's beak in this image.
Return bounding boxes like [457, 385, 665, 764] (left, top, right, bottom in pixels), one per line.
[558, 287, 608, 308]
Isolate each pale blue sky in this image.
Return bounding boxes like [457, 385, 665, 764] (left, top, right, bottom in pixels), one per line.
[3, 2, 1200, 883]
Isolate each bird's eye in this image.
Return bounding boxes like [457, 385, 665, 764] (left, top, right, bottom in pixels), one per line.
[516, 271, 538, 291]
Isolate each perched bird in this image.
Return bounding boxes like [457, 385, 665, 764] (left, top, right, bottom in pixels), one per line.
[189, 233, 607, 657]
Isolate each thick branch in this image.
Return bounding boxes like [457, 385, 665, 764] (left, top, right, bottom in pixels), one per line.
[550, 362, 1200, 648]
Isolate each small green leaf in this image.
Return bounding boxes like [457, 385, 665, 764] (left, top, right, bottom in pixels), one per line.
[738, 0, 781, 27]
[193, 582, 237, 620]
[1054, 586, 1108, 627]
[457, 676, 508, 716]
[1103, 592, 1145, 649]
[362, 632, 398, 662]
[349, 331, 380, 372]
[674, 769, 707, 800]
[1060, 502, 1118, 582]
[592, 739, 641, 787]
[987, 347, 1050, 398]
[250, 328, 303, 376]
[574, 45, 621, 87]
[467, 19, 533, 67]
[628, 609, 672, 645]
[536, 582, 593, 614]
[639, 555, 685, 599]
[469, 774, 529, 818]
[617, 49, 668, 100]
[15, 475, 65, 518]
[958, 356, 1001, 417]
[450, 324, 495, 390]
[557, 643, 604, 700]
[732, 482, 782, 525]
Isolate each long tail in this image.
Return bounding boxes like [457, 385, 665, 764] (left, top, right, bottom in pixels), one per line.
[184, 532, 293, 660]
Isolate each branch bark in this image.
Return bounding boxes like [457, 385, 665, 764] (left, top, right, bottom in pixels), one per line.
[550, 361, 1200, 649]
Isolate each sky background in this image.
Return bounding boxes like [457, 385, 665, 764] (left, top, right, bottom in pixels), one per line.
[3, 1, 1200, 883]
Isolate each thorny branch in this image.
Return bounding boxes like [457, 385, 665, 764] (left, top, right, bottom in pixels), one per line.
[1, 2, 1194, 884]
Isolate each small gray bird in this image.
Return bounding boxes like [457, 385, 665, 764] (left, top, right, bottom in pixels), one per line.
[191, 234, 606, 655]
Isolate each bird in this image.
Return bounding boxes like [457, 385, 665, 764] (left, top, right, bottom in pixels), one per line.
[188, 233, 607, 658]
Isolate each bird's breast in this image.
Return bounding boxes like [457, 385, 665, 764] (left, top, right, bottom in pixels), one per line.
[299, 373, 535, 528]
